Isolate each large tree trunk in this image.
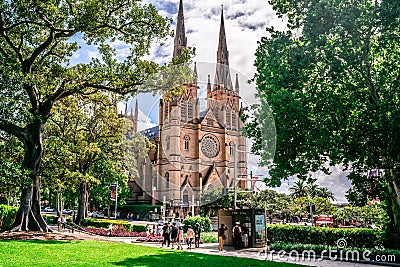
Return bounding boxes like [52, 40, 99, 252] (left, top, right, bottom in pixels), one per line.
[75, 181, 88, 225]
[385, 171, 400, 249]
[11, 121, 51, 232]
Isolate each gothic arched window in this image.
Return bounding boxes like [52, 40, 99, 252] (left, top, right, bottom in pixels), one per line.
[183, 190, 189, 204]
[184, 135, 190, 150]
[229, 142, 234, 155]
[165, 172, 170, 190]
[181, 101, 186, 122]
[187, 100, 193, 119]
[232, 111, 236, 130]
[166, 135, 170, 150]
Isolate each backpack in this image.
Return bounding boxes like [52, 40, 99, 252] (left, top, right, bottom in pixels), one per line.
[234, 226, 241, 237]
[171, 226, 178, 237]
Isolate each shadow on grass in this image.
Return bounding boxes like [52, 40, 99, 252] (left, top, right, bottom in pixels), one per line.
[111, 250, 291, 267]
[0, 240, 73, 245]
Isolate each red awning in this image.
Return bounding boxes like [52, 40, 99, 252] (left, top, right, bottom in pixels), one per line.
[315, 216, 334, 224]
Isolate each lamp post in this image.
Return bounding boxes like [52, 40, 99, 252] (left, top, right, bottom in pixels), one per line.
[233, 143, 237, 209]
[114, 182, 118, 219]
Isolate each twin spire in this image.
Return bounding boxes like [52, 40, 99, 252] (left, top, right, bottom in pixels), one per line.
[173, 0, 187, 59]
[173, 1, 238, 93]
[214, 5, 233, 91]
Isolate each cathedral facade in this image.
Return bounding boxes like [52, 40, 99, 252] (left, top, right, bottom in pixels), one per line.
[126, 0, 248, 215]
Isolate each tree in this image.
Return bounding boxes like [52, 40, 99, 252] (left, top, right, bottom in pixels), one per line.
[247, 0, 400, 248]
[317, 187, 335, 202]
[0, 0, 173, 231]
[291, 197, 338, 220]
[289, 180, 308, 199]
[42, 93, 143, 224]
[200, 187, 232, 217]
[253, 189, 291, 220]
[0, 135, 24, 205]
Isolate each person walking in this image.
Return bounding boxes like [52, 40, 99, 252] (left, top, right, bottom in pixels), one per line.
[156, 225, 161, 238]
[233, 222, 242, 250]
[186, 225, 194, 250]
[241, 223, 248, 248]
[161, 222, 171, 247]
[170, 222, 179, 249]
[194, 223, 201, 248]
[108, 223, 113, 237]
[177, 226, 184, 250]
[218, 224, 227, 251]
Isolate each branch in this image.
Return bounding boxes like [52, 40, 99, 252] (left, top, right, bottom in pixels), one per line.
[108, 2, 130, 17]
[3, 20, 47, 31]
[0, 14, 24, 63]
[82, 81, 143, 95]
[0, 118, 27, 142]
[22, 30, 55, 73]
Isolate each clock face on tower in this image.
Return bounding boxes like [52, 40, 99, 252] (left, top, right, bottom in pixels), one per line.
[201, 134, 219, 158]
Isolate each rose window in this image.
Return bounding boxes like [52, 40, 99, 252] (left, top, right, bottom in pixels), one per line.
[201, 135, 219, 158]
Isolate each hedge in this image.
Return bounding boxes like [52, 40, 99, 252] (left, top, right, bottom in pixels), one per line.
[81, 218, 146, 232]
[267, 224, 383, 249]
[0, 205, 18, 231]
[182, 215, 212, 233]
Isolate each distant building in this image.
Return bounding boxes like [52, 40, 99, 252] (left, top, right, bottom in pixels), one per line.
[123, 1, 248, 216]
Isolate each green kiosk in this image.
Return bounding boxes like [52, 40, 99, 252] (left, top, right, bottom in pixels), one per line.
[218, 208, 266, 248]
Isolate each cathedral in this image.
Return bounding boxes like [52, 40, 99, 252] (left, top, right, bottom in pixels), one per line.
[125, 0, 248, 216]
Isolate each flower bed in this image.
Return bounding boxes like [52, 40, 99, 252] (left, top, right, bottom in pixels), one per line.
[82, 227, 148, 237]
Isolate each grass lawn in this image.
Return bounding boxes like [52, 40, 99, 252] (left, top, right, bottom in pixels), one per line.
[0, 240, 305, 267]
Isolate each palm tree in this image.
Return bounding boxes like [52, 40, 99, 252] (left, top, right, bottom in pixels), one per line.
[317, 187, 336, 201]
[289, 180, 308, 199]
[306, 182, 320, 198]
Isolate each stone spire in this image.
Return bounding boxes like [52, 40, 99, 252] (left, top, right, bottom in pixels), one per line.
[214, 5, 233, 91]
[207, 75, 211, 95]
[193, 62, 198, 84]
[173, 0, 187, 59]
[134, 99, 138, 132]
[235, 73, 240, 93]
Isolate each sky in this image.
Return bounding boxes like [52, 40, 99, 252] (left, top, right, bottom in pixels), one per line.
[71, 0, 353, 203]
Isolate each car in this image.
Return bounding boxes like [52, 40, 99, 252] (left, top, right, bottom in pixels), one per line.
[92, 211, 105, 218]
[87, 211, 93, 217]
[43, 207, 55, 212]
[62, 209, 73, 215]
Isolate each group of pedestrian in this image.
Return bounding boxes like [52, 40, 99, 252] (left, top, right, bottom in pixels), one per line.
[218, 222, 249, 251]
[233, 222, 248, 250]
[161, 222, 201, 250]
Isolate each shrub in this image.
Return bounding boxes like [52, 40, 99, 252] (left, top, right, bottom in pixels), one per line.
[81, 218, 145, 232]
[0, 205, 18, 231]
[267, 224, 383, 249]
[183, 215, 212, 233]
[200, 232, 218, 243]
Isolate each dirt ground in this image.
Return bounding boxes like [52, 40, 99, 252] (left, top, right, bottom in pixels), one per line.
[0, 231, 111, 242]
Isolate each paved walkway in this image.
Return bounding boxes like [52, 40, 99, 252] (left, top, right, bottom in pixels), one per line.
[108, 238, 386, 267]
[50, 226, 391, 267]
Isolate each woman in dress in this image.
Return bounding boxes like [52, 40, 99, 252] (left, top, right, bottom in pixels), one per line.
[186, 225, 194, 250]
[177, 226, 183, 250]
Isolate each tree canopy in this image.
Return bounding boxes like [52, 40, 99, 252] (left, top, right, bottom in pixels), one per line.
[247, 0, 400, 248]
[0, 0, 174, 231]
